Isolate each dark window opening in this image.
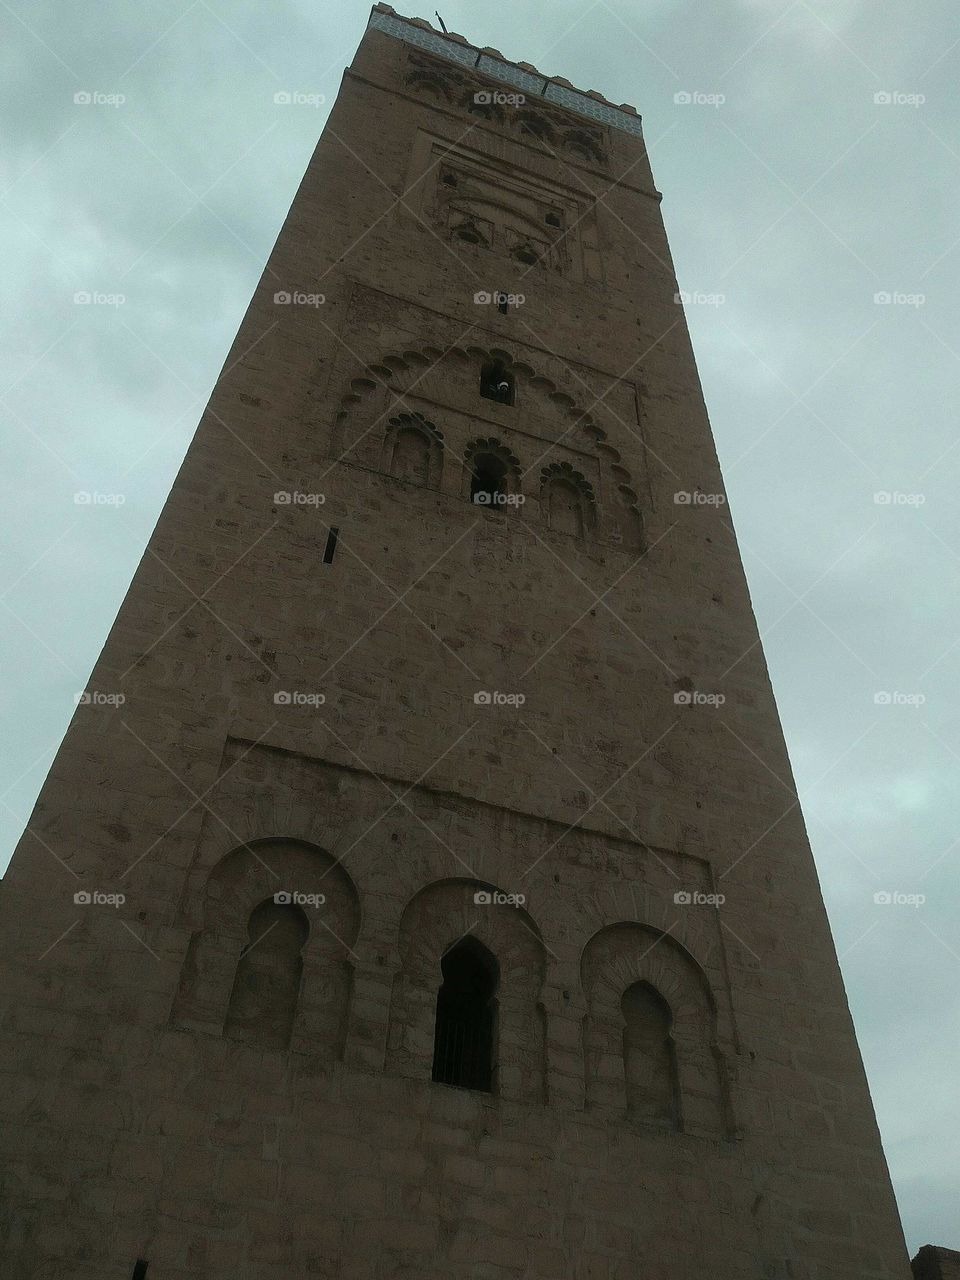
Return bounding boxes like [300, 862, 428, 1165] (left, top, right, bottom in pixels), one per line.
[132, 1263, 149, 1280]
[454, 223, 484, 245]
[470, 454, 509, 507]
[479, 362, 514, 404]
[432, 937, 497, 1091]
[323, 526, 339, 564]
[515, 244, 538, 266]
[441, 171, 458, 186]
[545, 211, 562, 228]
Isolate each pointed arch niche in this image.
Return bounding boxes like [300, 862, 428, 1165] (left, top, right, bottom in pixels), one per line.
[580, 923, 733, 1137]
[322, 342, 645, 551]
[170, 838, 360, 1058]
[386, 879, 547, 1103]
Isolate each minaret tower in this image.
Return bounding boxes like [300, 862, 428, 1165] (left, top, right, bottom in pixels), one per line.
[0, 8, 909, 1277]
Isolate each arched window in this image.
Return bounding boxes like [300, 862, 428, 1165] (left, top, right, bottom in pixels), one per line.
[405, 70, 448, 99]
[224, 899, 308, 1051]
[546, 478, 584, 537]
[392, 426, 432, 485]
[621, 981, 680, 1129]
[463, 437, 521, 510]
[563, 127, 606, 165]
[432, 937, 498, 1090]
[540, 463, 595, 538]
[479, 362, 514, 404]
[383, 412, 443, 488]
[470, 453, 508, 506]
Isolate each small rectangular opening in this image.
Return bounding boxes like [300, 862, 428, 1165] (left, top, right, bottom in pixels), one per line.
[323, 526, 339, 564]
[132, 1262, 149, 1280]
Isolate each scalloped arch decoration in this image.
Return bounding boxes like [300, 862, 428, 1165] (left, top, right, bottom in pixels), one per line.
[325, 343, 644, 546]
[539, 459, 595, 503]
[464, 434, 521, 473]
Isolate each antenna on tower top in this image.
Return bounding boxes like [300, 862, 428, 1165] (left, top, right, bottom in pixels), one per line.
[435, 11, 448, 32]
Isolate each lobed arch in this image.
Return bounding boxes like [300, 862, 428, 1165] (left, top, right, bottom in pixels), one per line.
[462, 435, 522, 506]
[580, 922, 734, 1136]
[401, 49, 609, 167]
[443, 191, 557, 249]
[517, 108, 557, 145]
[381, 411, 444, 488]
[331, 343, 620, 458]
[562, 125, 607, 166]
[465, 96, 507, 127]
[540, 460, 597, 537]
[402, 53, 463, 104]
[325, 342, 644, 547]
[170, 838, 361, 1058]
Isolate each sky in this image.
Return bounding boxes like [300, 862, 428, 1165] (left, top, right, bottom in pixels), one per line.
[1, 0, 958, 1256]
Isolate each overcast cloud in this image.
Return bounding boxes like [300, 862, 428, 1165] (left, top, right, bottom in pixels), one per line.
[1, 0, 957, 1254]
